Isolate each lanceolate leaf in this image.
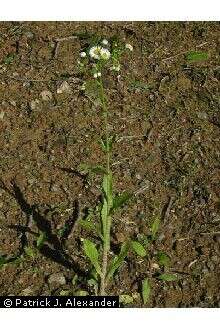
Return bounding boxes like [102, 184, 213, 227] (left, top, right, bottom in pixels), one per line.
[79, 219, 103, 240]
[36, 232, 47, 249]
[107, 241, 130, 280]
[158, 273, 178, 282]
[186, 51, 208, 62]
[102, 172, 113, 207]
[150, 216, 160, 239]
[131, 240, 147, 257]
[142, 278, 151, 304]
[82, 239, 102, 276]
[156, 251, 170, 267]
[101, 198, 108, 238]
[111, 192, 132, 212]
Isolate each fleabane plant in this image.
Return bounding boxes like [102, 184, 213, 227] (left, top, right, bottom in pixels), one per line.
[78, 38, 134, 296]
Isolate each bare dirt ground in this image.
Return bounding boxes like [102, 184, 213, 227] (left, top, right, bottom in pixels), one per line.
[0, 22, 220, 307]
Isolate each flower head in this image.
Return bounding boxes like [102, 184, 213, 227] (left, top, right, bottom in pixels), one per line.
[93, 72, 101, 78]
[102, 39, 108, 45]
[89, 46, 102, 60]
[100, 48, 111, 60]
[111, 64, 120, 72]
[89, 46, 111, 61]
[80, 52, 87, 58]
[125, 43, 133, 51]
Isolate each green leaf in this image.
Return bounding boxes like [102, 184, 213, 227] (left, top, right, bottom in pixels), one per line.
[100, 135, 115, 152]
[4, 53, 15, 65]
[111, 192, 132, 212]
[0, 255, 7, 267]
[119, 294, 134, 305]
[79, 219, 103, 240]
[74, 290, 89, 296]
[82, 239, 102, 276]
[24, 246, 35, 258]
[156, 251, 170, 267]
[186, 51, 208, 62]
[142, 278, 151, 304]
[102, 172, 113, 207]
[131, 240, 147, 257]
[150, 216, 160, 239]
[107, 241, 130, 280]
[36, 232, 47, 249]
[90, 166, 107, 175]
[158, 273, 178, 282]
[101, 198, 108, 238]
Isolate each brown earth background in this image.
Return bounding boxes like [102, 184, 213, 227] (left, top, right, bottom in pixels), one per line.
[0, 22, 220, 307]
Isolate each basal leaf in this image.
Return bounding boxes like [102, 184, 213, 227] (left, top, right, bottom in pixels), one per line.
[107, 241, 130, 280]
[83, 239, 102, 276]
[150, 216, 160, 239]
[186, 51, 208, 62]
[131, 240, 147, 257]
[36, 232, 47, 249]
[142, 278, 151, 304]
[156, 251, 170, 267]
[119, 294, 134, 305]
[158, 273, 178, 282]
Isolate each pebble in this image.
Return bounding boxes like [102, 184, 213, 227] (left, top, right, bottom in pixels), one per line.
[48, 272, 66, 286]
[20, 287, 34, 296]
[197, 112, 208, 120]
[40, 90, 53, 101]
[57, 81, 72, 94]
[0, 111, 5, 120]
[30, 99, 40, 111]
[24, 31, 34, 39]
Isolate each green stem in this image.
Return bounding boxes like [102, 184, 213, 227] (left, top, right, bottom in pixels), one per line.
[99, 78, 111, 296]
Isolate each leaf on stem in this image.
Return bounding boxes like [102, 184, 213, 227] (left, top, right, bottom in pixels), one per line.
[142, 278, 151, 304]
[111, 192, 132, 212]
[131, 240, 147, 257]
[102, 173, 113, 207]
[79, 219, 103, 240]
[107, 241, 130, 280]
[83, 239, 102, 276]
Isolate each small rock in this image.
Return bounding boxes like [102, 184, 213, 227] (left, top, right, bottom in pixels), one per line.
[197, 112, 208, 120]
[21, 287, 34, 296]
[30, 99, 40, 111]
[25, 31, 34, 39]
[48, 273, 66, 286]
[0, 111, 5, 120]
[135, 173, 142, 180]
[40, 90, 53, 101]
[57, 81, 72, 94]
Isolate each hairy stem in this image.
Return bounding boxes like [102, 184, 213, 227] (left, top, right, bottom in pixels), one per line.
[99, 78, 111, 296]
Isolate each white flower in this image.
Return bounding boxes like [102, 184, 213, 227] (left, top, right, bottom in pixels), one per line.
[93, 72, 101, 78]
[89, 46, 102, 59]
[81, 83, 86, 90]
[102, 39, 108, 45]
[100, 48, 111, 60]
[80, 52, 87, 58]
[125, 43, 133, 51]
[111, 64, 120, 72]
